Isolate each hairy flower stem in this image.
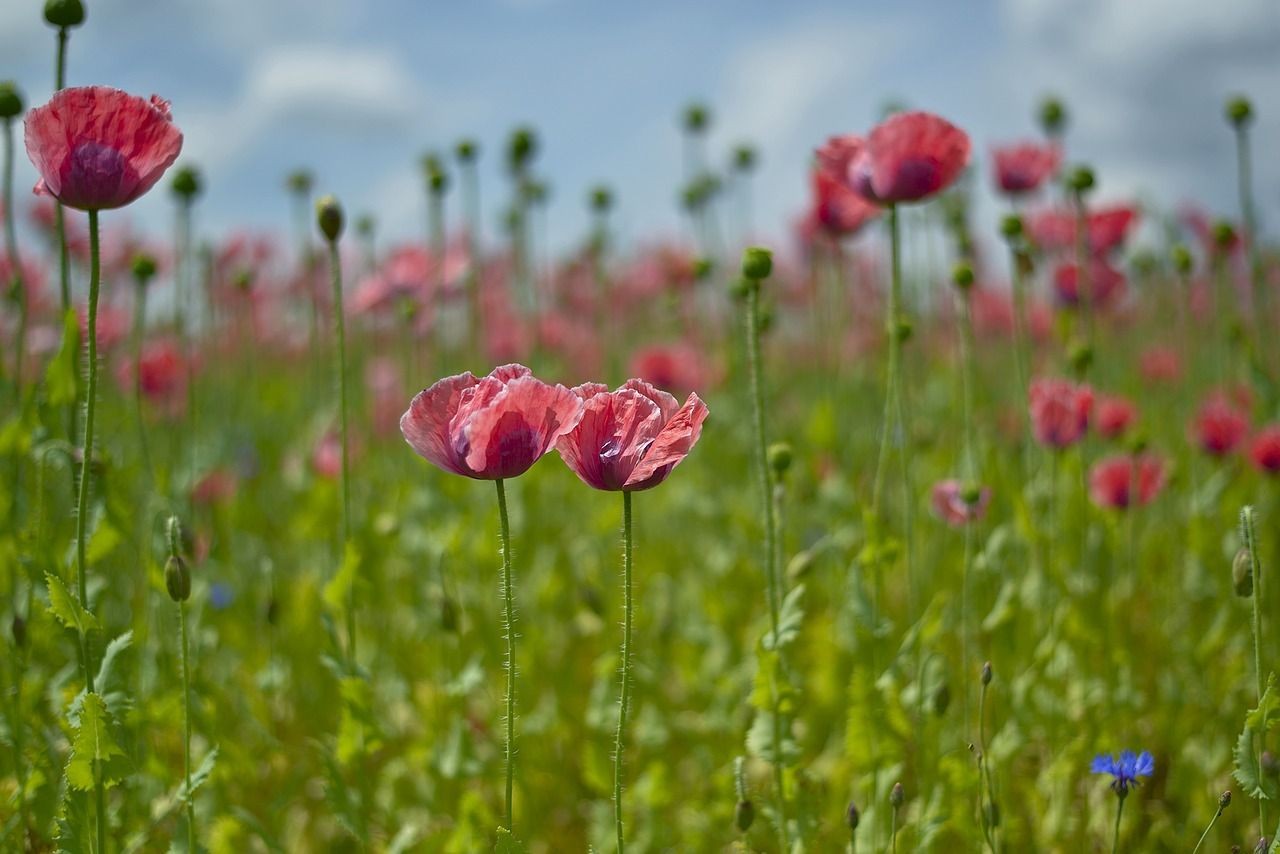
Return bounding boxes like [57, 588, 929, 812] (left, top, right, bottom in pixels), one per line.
[3, 116, 26, 397]
[871, 204, 904, 521]
[179, 599, 194, 850]
[1110, 791, 1126, 854]
[54, 29, 77, 444]
[1233, 121, 1267, 363]
[460, 159, 481, 357]
[77, 207, 106, 854]
[326, 238, 355, 663]
[494, 478, 517, 833]
[1073, 193, 1095, 352]
[958, 285, 978, 731]
[1191, 798, 1228, 854]
[977, 676, 998, 854]
[130, 284, 154, 487]
[744, 276, 789, 850]
[613, 490, 634, 853]
[1242, 506, 1268, 836]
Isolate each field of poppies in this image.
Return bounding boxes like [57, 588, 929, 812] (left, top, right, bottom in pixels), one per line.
[3, 2, 1280, 852]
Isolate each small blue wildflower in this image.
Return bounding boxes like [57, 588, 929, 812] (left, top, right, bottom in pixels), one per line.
[209, 582, 234, 610]
[1091, 750, 1154, 796]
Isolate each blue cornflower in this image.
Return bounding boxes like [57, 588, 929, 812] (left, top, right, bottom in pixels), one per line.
[209, 582, 234, 610]
[1091, 750, 1154, 796]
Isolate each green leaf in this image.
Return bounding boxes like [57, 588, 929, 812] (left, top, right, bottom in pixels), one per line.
[180, 746, 219, 800]
[45, 308, 80, 408]
[45, 572, 98, 635]
[66, 692, 129, 791]
[55, 787, 91, 854]
[745, 708, 799, 767]
[95, 630, 133, 693]
[322, 542, 360, 613]
[1233, 674, 1280, 800]
[494, 827, 527, 853]
[763, 583, 805, 650]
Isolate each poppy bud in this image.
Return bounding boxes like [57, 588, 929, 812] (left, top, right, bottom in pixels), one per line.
[441, 595, 460, 632]
[1234, 549, 1254, 597]
[999, 213, 1023, 241]
[165, 554, 191, 603]
[1213, 221, 1237, 251]
[355, 214, 375, 238]
[981, 661, 993, 686]
[12, 613, 26, 648]
[507, 126, 538, 172]
[429, 169, 449, 195]
[932, 681, 951, 715]
[734, 798, 754, 832]
[728, 276, 753, 300]
[131, 253, 157, 285]
[846, 801, 860, 830]
[170, 165, 201, 201]
[742, 247, 773, 281]
[683, 102, 710, 134]
[1170, 244, 1193, 276]
[733, 144, 757, 172]
[265, 596, 279, 626]
[285, 169, 314, 196]
[768, 442, 793, 476]
[315, 195, 344, 244]
[1225, 96, 1253, 128]
[454, 138, 478, 163]
[961, 482, 983, 505]
[1065, 165, 1095, 195]
[952, 261, 975, 291]
[694, 257, 714, 280]
[1038, 96, 1067, 136]
[890, 782, 904, 808]
[985, 801, 1001, 828]
[44, 0, 85, 29]
[1069, 342, 1093, 377]
[893, 317, 913, 343]
[0, 82, 23, 119]
[589, 185, 613, 214]
[1220, 790, 1233, 810]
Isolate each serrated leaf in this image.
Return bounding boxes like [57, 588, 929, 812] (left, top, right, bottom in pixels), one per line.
[86, 518, 122, 565]
[322, 542, 360, 613]
[763, 583, 805, 650]
[745, 708, 799, 767]
[66, 692, 129, 791]
[55, 787, 91, 854]
[95, 630, 133, 693]
[494, 827, 527, 853]
[387, 824, 421, 854]
[1233, 675, 1280, 800]
[45, 308, 80, 408]
[45, 572, 98, 635]
[180, 746, 219, 799]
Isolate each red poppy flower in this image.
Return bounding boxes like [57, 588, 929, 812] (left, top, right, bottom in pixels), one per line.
[1027, 205, 1139, 255]
[1191, 394, 1249, 457]
[990, 141, 1060, 195]
[1052, 257, 1126, 308]
[1089, 454, 1166, 509]
[849, 111, 970, 205]
[1139, 346, 1181, 383]
[1094, 395, 1137, 440]
[400, 363, 582, 480]
[808, 167, 880, 238]
[556, 379, 708, 492]
[24, 86, 183, 211]
[1029, 377, 1093, 449]
[930, 479, 991, 527]
[1249, 426, 1280, 475]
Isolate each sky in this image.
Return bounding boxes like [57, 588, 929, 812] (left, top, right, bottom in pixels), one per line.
[2, 0, 1278, 258]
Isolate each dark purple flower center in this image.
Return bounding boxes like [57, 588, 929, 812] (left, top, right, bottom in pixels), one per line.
[65, 141, 132, 207]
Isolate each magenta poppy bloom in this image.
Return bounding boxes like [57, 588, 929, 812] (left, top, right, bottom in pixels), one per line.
[1191, 395, 1249, 457]
[814, 134, 864, 179]
[1052, 258, 1127, 308]
[1249, 426, 1280, 475]
[556, 379, 708, 492]
[400, 364, 582, 480]
[930, 479, 991, 527]
[1029, 377, 1093, 449]
[1089, 454, 1166, 509]
[24, 86, 183, 211]
[809, 168, 880, 238]
[848, 111, 970, 205]
[1094, 395, 1137, 440]
[1027, 205, 1139, 255]
[990, 141, 1061, 196]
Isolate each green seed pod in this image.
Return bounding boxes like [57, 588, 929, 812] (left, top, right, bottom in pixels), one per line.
[1038, 96, 1067, 136]
[454, 138, 478, 163]
[741, 247, 773, 281]
[1220, 790, 1233, 810]
[683, 102, 710, 134]
[170, 165, 202, 201]
[932, 681, 951, 716]
[999, 213, 1023, 241]
[1234, 549, 1254, 598]
[733, 144, 757, 172]
[315, 194, 344, 244]
[890, 782, 905, 808]
[589, 185, 613, 214]
[1065, 165, 1095, 195]
[506, 125, 538, 173]
[1170, 244, 1193, 276]
[981, 661, 993, 686]
[44, 0, 86, 29]
[1068, 342, 1093, 377]
[285, 168, 314, 196]
[846, 801, 860, 831]
[0, 82, 24, 120]
[952, 261, 975, 291]
[12, 614, 27, 648]
[131, 253, 157, 285]
[164, 554, 191, 603]
[767, 442, 793, 476]
[734, 798, 754, 833]
[1225, 95, 1254, 128]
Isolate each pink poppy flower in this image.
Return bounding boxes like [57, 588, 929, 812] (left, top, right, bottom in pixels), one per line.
[629, 343, 713, 394]
[808, 168, 880, 238]
[1052, 257, 1126, 308]
[401, 363, 582, 480]
[117, 338, 187, 413]
[1249, 426, 1280, 475]
[556, 379, 708, 492]
[931, 479, 991, 527]
[1029, 377, 1093, 449]
[814, 134, 864, 178]
[990, 141, 1061, 195]
[1094, 395, 1137, 440]
[1139, 346, 1181, 383]
[1191, 394, 1249, 457]
[24, 86, 183, 211]
[1027, 205, 1140, 255]
[849, 111, 970, 205]
[1088, 454, 1166, 509]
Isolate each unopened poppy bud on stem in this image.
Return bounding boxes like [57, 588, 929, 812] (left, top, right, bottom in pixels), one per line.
[981, 661, 993, 685]
[165, 555, 191, 603]
[44, 0, 85, 29]
[734, 798, 754, 832]
[741, 246, 772, 281]
[131, 253, 157, 285]
[1219, 790, 1232, 810]
[767, 442, 793, 476]
[1171, 244, 1193, 275]
[1213, 221, 1237, 251]
[1225, 95, 1253, 128]
[846, 801, 860, 830]
[170, 165, 201, 201]
[1233, 549, 1254, 597]
[890, 781, 905, 808]
[315, 195, 344, 244]
[952, 261, 975, 291]
[1069, 342, 1093, 377]
[507, 125, 537, 173]
[1066, 165, 1095, 195]
[999, 213, 1023, 242]
[1038, 95, 1067, 136]
[0, 82, 23, 119]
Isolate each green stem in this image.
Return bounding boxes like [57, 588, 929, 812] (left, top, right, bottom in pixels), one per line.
[1243, 506, 1268, 836]
[55, 27, 75, 441]
[1110, 792, 1126, 854]
[613, 490, 634, 853]
[494, 478, 516, 833]
[1191, 801, 1226, 854]
[78, 206, 105, 854]
[179, 603, 194, 851]
[4, 117, 26, 396]
[130, 285, 153, 487]
[327, 239, 354, 662]
[1073, 194, 1094, 351]
[744, 277, 789, 850]
[978, 675, 998, 854]
[871, 205, 902, 517]
[1235, 125, 1266, 361]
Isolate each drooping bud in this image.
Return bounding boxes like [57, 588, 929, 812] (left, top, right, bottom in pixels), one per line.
[981, 661, 993, 686]
[164, 554, 191, 603]
[1225, 95, 1254, 129]
[767, 442, 793, 476]
[170, 165, 202, 201]
[742, 247, 772, 281]
[0, 82, 24, 119]
[1219, 790, 1233, 810]
[846, 801, 860, 830]
[890, 782, 905, 808]
[44, 0, 86, 29]
[1234, 548, 1254, 598]
[734, 799, 755, 833]
[315, 195, 344, 244]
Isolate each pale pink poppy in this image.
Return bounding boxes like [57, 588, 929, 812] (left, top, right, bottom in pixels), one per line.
[849, 111, 970, 205]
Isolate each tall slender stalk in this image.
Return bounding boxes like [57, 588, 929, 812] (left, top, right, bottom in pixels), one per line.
[325, 235, 354, 661]
[54, 27, 75, 443]
[1242, 506, 1268, 837]
[1191, 792, 1230, 854]
[494, 478, 517, 832]
[613, 490, 634, 853]
[1110, 792, 1126, 854]
[1231, 108, 1266, 360]
[3, 113, 27, 396]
